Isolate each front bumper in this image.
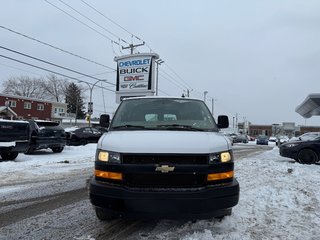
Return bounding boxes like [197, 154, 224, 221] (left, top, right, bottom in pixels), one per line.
[279, 147, 298, 160]
[0, 141, 29, 153]
[32, 138, 66, 149]
[89, 178, 239, 219]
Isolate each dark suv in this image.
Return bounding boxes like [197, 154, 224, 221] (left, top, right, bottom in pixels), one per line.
[26, 120, 66, 154]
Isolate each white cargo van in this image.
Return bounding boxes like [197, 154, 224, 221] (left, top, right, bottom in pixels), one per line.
[89, 96, 239, 220]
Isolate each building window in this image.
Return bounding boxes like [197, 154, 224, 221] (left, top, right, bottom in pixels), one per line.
[59, 108, 64, 113]
[24, 102, 32, 109]
[7, 100, 17, 108]
[37, 104, 44, 111]
[18, 116, 24, 120]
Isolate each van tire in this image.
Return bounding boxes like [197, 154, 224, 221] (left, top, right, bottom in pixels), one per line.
[95, 207, 116, 221]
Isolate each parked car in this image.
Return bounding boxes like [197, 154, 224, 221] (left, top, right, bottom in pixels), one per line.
[276, 135, 289, 146]
[65, 127, 102, 145]
[289, 132, 320, 142]
[256, 135, 268, 145]
[0, 119, 30, 161]
[248, 135, 255, 141]
[26, 120, 66, 154]
[233, 134, 248, 143]
[279, 136, 320, 164]
[269, 136, 277, 142]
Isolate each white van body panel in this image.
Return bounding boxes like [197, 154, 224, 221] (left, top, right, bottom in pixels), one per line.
[98, 131, 230, 153]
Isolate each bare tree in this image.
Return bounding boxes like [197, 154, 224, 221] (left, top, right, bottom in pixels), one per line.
[42, 74, 70, 102]
[2, 75, 47, 99]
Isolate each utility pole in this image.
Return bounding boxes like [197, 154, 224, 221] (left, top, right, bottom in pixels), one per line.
[235, 113, 239, 133]
[75, 95, 79, 126]
[155, 59, 164, 96]
[122, 42, 145, 54]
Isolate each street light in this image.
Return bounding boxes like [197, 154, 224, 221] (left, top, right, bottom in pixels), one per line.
[155, 59, 164, 96]
[203, 91, 208, 102]
[79, 79, 109, 127]
[211, 98, 217, 116]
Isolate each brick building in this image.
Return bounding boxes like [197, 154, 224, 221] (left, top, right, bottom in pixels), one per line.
[248, 124, 273, 137]
[0, 93, 67, 122]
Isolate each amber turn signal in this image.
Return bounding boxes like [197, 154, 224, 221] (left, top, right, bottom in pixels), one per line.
[95, 170, 123, 180]
[207, 171, 234, 181]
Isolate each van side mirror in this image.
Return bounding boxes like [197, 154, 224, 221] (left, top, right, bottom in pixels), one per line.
[100, 114, 110, 128]
[217, 115, 229, 128]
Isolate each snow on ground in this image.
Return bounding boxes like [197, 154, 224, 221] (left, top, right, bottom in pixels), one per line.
[179, 147, 320, 240]
[0, 144, 97, 201]
[0, 144, 320, 239]
[0, 144, 96, 184]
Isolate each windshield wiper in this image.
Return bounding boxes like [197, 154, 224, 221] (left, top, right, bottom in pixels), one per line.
[112, 125, 149, 130]
[156, 124, 204, 131]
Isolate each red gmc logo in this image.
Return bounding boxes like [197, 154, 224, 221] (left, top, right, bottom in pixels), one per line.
[124, 75, 144, 81]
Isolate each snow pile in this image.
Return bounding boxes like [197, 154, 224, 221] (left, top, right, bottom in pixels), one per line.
[0, 144, 96, 186]
[177, 148, 320, 240]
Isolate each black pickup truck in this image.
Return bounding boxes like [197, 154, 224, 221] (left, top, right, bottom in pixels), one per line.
[0, 120, 66, 160]
[0, 120, 30, 161]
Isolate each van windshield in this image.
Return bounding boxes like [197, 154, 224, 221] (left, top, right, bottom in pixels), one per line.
[110, 98, 218, 132]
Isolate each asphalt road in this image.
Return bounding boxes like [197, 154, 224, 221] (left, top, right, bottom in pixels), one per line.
[0, 144, 273, 240]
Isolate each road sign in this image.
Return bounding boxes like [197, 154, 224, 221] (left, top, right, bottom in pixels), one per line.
[88, 102, 93, 114]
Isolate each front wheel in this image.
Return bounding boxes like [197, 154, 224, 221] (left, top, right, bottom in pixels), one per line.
[1, 152, 19, 161]
[298, 149, 318, 164]
[51, 147, 64, 153]
[95, 207, 116, 221]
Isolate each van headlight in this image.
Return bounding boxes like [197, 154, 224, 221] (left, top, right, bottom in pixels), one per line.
[209, 151, 232, 163]
[97, 150, 121, 163]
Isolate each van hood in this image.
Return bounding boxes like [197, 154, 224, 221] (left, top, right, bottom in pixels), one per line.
[98, 131, 230, 154]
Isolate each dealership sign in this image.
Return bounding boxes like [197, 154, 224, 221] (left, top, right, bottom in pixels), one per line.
[114, 53, 159, 103]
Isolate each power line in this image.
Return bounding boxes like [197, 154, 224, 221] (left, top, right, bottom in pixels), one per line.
[49, 1, 193, 93]
[159, 70, 190, 90]
[0, 25, 115, 70]
[158, 72, 186, 91]
[43, 0, 123, 47]
[45, 1, 197, 96]
[0, 54, 115, 93]
[80, 0, 143, 43]
[0, 62, 43, 77]
[57, 0, 129, 45]
[158, 89, 170, 96]
[76, 71, 116, 79]
[164, 62, 193, 89]
[38, 2, 205, 101]
[80, 0, 153, 54]
[0, 46, 116, 86]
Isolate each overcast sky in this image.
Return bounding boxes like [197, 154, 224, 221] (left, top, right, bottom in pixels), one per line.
[1, 0, 320, 126]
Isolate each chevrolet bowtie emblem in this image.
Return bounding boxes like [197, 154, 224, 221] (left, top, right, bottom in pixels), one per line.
[155, 165, 175, 173]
